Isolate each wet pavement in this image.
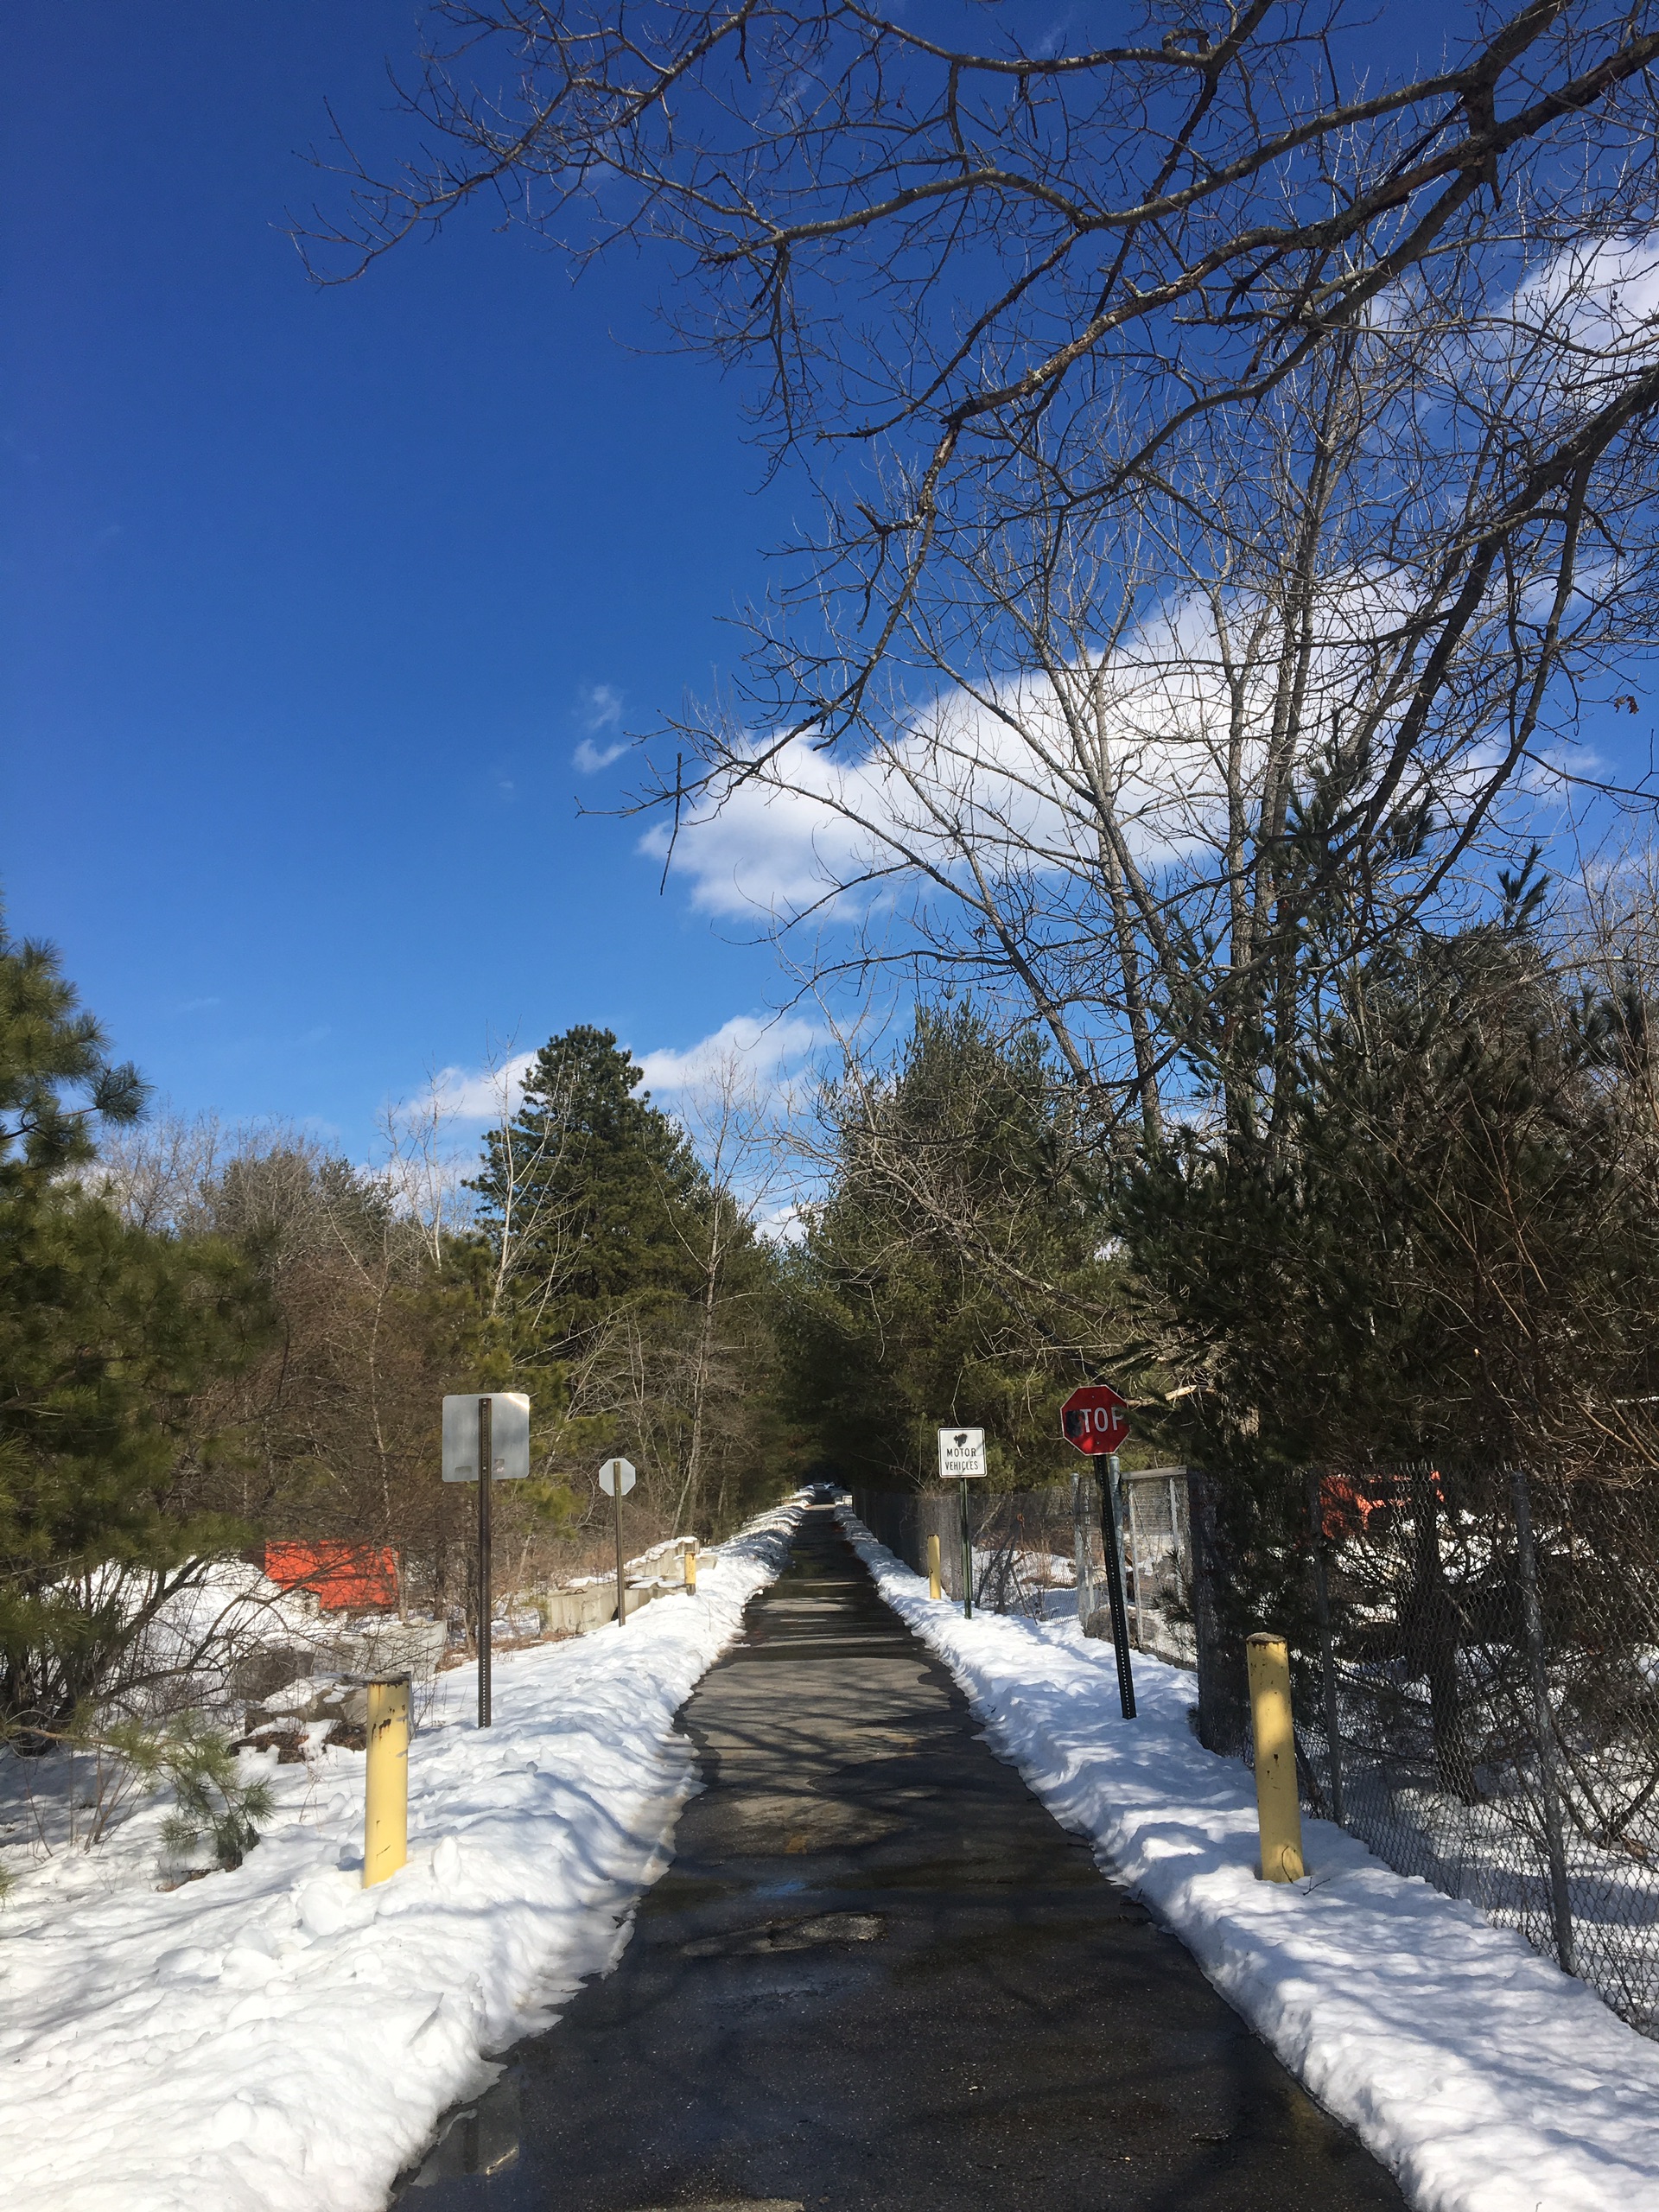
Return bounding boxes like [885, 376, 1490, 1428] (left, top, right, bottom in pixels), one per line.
[396, 1507, 1402, 2211]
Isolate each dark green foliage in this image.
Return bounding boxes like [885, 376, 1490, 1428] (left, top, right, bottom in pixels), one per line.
[781, 1007, 1128, 1490]
[465, 1027, 789, 1535]
[1121, 911, 1659, 1474]
[153, 1717, 276, 1870]
[469, 1027, 711, 1355]
[0, 919, 269, 1736]
[62, 1713, 276, 1870]
[0, 921, 147, 1186]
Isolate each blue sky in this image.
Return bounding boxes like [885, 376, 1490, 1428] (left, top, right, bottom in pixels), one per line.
[3, 3, 805, 1155]
[5, 4, 1652, 1169]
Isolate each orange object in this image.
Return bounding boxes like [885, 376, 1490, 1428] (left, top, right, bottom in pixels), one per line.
[263, 1541, 399, 1611]
[1319, 1469, 1445, 1541]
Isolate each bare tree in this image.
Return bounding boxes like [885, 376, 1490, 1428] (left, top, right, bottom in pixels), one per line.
[305, 4, 1659, 1123]
[307, 3, 1659, 741]
[660, 1039, 797, 1528]
[652, 254, 1659, 1135]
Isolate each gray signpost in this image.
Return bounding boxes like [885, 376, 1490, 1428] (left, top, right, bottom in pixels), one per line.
[599, 1456, 637, 1629]
[442, 1392, 531, 1728]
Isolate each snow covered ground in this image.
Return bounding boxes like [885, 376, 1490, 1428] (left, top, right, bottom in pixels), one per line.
[843, 1510, 1659, 2212]
[0, 1501, 801, 2212]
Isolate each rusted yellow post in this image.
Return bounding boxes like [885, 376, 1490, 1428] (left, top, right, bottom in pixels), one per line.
[363, 1675, 410, 1889]
[927, 1533, 942, 1601]
[1246, 1634, 1305, 1882]
[683, 1541, 697, 1594]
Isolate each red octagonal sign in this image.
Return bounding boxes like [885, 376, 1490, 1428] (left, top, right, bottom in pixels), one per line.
[1061, 1382, 1129, 1456]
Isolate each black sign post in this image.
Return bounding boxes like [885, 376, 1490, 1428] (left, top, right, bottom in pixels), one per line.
[1097, 1453, 1137, 1720]
[476, 1395, 493, 1730]
[1059, 1384, 1137, 1721]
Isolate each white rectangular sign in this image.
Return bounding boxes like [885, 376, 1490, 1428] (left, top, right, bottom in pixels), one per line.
[937, 1426, 988, 1479]
[442, 1393, 531, 1481]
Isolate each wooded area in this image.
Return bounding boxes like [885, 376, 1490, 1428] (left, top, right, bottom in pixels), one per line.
[10, 0, 1659, 1802]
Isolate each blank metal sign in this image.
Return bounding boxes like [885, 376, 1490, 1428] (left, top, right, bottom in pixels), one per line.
[441, 1393, 531, 1482]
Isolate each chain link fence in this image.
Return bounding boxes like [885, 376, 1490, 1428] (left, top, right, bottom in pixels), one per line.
[1192, 1463, 1659, 2038]
[848, 1475, 1192, 1657]
[849, 1484, 1072, 1609]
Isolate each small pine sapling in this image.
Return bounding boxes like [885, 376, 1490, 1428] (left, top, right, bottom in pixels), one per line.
[155, 1718, 275, 1870]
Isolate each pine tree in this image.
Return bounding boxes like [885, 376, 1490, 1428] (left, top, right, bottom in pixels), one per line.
[468, 1026, 711, 1353]
[782, 1007, 1122, 1489]
[0, 916, 268, 1740]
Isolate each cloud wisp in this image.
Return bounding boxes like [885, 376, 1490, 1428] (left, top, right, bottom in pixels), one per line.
[573, 681, 630, 773]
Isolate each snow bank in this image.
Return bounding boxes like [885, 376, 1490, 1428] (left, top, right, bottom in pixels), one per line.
[843, 1511, 1659, 2212]
[0, 1502, 801, 2212]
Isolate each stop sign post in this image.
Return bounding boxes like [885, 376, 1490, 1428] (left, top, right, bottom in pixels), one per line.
[1061, 1382, 1138, 1720]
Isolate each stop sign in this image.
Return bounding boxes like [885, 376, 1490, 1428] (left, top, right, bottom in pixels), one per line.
[1061, 1382, 1129, 1455]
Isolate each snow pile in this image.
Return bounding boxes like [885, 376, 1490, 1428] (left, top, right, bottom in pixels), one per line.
[0, 1500, 801, 2212]
[843, 1511, 1659, 2212]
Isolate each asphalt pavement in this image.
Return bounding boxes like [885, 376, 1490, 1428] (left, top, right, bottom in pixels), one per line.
[396, 1504, 1402, 2212]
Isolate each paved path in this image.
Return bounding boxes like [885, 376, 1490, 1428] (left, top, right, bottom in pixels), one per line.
[399, 1507, 1402, 2211]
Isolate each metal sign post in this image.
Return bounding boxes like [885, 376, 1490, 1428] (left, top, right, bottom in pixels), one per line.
[1058, 1383, 1137, 1720]
[1098, 1454, 1138, 1719]
[442, 1392, 531, 1729]
[477, 1396, 493, 1727]
[936, 1427, 987, 1619]
[599, 1457, 637, 1627]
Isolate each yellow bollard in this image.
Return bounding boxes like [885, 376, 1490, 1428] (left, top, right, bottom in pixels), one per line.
[363, 1674, 410, 1889]
[1246, 1634, 1306, 1882]
[927, 1533, 942, 1601]
[683, 1542, 697, 1594]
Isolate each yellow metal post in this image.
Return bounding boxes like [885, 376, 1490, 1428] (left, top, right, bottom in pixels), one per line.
[1246, 1634, 1305, 1882]
[683, 1542, 697, 1594]
[927, 1533, 942, 1601]
[363, 1674, 410, 1889]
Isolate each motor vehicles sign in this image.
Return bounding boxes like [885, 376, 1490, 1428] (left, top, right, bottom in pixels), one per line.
[1060, 1383, 1129, 1456]
[937, 1427, 988, 1479]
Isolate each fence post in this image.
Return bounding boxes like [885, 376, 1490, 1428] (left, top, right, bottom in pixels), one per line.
[1167, 1471, 1184, 1599]
[1306, 1470, 1346, 1828]
[1071, 1471, 1096, 1630]
[1124, 1477, 1147, 1648]
[1246, 1636, 1306, 1882]
[1510, 1465, 1577, 1976]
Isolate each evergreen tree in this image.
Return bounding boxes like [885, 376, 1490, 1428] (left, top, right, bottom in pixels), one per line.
[0, 918, 268, 1738]
[466, 1027, 792, 1535]
[1120, 894, 1659, 1474]
[782, 1007, 1125, 1489]
[468, 1026, 712, 1354]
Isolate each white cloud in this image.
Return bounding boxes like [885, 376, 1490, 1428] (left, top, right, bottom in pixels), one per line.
[573, 682, 629, 772]
[431, 1050, 539, 1122]
[635, 1013, 818, 1094]
[574, 737, 629, 773]
[639, 565, 1552, 930]
[428, 1014, 817, 1126]
[582, 682, 624, 729]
